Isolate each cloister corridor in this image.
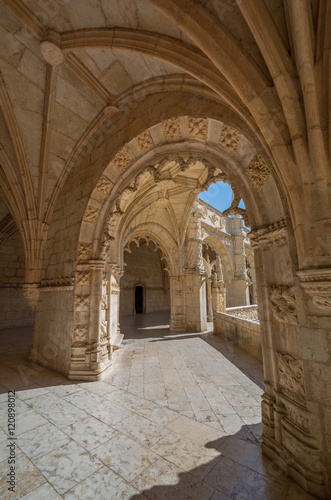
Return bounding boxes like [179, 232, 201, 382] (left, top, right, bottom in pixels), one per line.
[0, 313, 317, 499]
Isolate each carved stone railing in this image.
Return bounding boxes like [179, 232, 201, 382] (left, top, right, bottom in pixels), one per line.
[226, 304, 259, 323]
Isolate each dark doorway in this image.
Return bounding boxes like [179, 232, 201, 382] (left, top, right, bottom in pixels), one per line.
[135, 286, 144, 314]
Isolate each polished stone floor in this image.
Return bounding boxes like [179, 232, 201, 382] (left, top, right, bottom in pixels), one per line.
[0, 312, 317, 499]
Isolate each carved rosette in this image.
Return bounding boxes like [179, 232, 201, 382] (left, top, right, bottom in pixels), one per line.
[270, 286, 298, 325]
[188, 117, 208, 141]
[164, 118, 182, 141]
[246, 153, 270, 189]
[297, 268, 331, 311]
[276, 352, 306, 400]
[249, 219, 287, 249]
[219, 125, 241, 153]
[136, 131, 154, 152]
[113, 150, 130, 173]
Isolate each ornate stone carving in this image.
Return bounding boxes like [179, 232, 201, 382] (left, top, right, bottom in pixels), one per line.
[113, 150, 130, 173]
[249, 219, 287, 249]
[40, 31, 64, 66]
[276, 352, 306, 400]
[83, 206, 99, 223]
[96, 175, 114, 195]
[22, 284, 40, 310]
[226, 305, 259, 323]
[77, 243, 92, 261]
[189, 117, 208, 140]
[75, 271, 90, 286]
[73, 325, 88, 344]
[137, 131, 154, 152]
[40, 276, 74, 291]
[245, 153, 271, 189]
[270, 286, 298, 325]
[164, 118, 182, 141]
[219, 125, 241, 153]
[74, 295, 90, 310]
[297, 268, 331, 311]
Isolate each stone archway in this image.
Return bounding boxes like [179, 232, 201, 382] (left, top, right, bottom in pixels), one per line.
[34, 110, 327, 496]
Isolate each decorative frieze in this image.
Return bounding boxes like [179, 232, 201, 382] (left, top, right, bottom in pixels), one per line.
[164, 118, 182, 141]
[189, 117, 208, 141]
[96, 175, 114, 196]
[219, 125, 241, 153]
[249, 219, 287, 249]
[297, 268, 331, 311]
[270, 286, 298, 325]
[40, 276, 74, 291]
[136, 131, 154, 152]
[276, 352, 306, 400]
[245, 153, 270, 189]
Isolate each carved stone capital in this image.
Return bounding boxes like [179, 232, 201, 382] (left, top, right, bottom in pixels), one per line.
[88, 259, 105, 271]
[22, 283, 40, 310]
[109, 264, 124, 278]
[297, 268, 331, 311]
[249, 219, 287, 249]
[270, 285, 298, 325]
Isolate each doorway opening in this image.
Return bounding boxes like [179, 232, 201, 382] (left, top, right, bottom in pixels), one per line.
[135, 286, 144, 314]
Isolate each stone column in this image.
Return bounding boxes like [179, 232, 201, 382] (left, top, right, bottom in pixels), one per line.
[232, 217, 249, 306]
[108, 264, 123, 348]
[184, 209, 207, 332]
[207, 278, 213, 321]
[169, 275, 186, 331]
[69, 259, 112, 381]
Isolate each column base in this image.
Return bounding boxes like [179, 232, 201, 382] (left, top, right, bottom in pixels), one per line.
[68, 357, 113, 381]
[262, 438, 327, 498]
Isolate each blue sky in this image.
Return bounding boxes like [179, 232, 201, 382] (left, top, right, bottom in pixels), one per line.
[198, 181, 246, 212]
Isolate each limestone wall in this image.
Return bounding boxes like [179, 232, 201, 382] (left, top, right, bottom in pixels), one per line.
[214, 311, 262, 361]
[33, 290, 74, 376]
[0, 232, 33, 328]
[120, 242, 170, 315]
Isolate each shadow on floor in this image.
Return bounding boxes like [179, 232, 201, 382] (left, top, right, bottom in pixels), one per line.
[129, 422, 314, 500]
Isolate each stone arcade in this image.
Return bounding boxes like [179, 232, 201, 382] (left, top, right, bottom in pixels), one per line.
[0, 0, 330, 497]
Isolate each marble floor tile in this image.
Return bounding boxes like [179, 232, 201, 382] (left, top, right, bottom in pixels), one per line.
[85, 400, 134, 426]
[33, 440, 103, 495]
[113, 413, 171, 448]
[150, 431, 222, 480]
[166, 415, 227, 446]
[27, 393, 86, 428]
[0, 451, 46, 499]
[19, 481, 63, 499]
[204, 456, 289, 500]
[18, 422, 71, 460]
[63, 465, 143, 500]
[62, 415, 118, 451]
[92, 433, 159, 482]
[131, 457, 215, 500]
